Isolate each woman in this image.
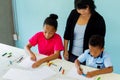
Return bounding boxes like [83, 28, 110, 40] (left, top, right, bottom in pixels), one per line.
[63, 0, 106, 62]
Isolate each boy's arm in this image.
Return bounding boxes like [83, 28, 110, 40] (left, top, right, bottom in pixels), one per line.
[86, 66, 113, 78]
[32, 50, 60, 68]
[75, 59, 83, 75]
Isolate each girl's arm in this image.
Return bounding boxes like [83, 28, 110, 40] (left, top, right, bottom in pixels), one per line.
[25, 43, 36, 61]
[86, 66, 113, 78]
[32, 50, 60, 68]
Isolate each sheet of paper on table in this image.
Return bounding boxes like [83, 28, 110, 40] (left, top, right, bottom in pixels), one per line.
[66, 66, 94, 80]
[18, 55, 46, 69]
[3, 66, 56, 80]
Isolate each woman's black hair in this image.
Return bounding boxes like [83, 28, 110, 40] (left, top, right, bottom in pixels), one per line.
[43, 14, 58, 30]
[74, 0, 96, 13]
[89, 35, 104, 49]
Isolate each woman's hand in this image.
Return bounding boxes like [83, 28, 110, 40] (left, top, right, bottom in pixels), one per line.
[63, 51, 69, 60]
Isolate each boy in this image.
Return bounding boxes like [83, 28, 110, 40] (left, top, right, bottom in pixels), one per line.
[75, 35, 113, 78]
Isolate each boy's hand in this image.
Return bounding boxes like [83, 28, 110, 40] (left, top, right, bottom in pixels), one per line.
[86, 71, 96, 78]
[77, 67, 83, 75]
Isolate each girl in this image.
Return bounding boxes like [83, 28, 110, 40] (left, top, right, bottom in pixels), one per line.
[25, 14, 64, 68]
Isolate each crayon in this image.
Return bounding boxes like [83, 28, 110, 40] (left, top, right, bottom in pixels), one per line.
[9, 61, 12, 65]
[62, 69, 65, 74]
[9, 52, 12, 55]
[2, 53, 7, 56]
[8, 55, 12, 58]
[19, 57, 23, 62]
[47, 61, 57, 66]
[47, 62, 53, 66]
[59, 66, 62, 72]
[82, 73, 86, 77]
[19, 57, 23, 61]
[17, 57, 23, 63]
[52, 63, 57, 66]
[97, 77, 101, 80]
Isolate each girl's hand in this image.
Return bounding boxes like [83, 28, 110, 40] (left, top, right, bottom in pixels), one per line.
[30, 54, 36, 61]
[32, 61, 41, 68]
[32, 62, 39, 68]
[32, 59, 43, 68]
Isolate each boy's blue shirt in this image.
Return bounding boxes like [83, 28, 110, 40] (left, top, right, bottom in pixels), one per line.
[77, 49, 112, 69]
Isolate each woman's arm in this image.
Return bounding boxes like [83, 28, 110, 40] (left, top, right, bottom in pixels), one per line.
[63, 39, 69, 60]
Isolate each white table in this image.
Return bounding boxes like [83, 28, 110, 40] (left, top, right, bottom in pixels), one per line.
[0, 43, 28, 80]
[0, 43, 120, 80]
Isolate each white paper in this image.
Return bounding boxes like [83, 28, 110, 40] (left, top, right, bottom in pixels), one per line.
[18, 56, 35, 68]
[55, 76, 77, 80]
[66, 67, 94, 80]
[3, 66, 56, 80]
[18, 55, 46, 68]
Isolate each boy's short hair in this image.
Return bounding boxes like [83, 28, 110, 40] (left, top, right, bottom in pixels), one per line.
[89, 35, 104, 49]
